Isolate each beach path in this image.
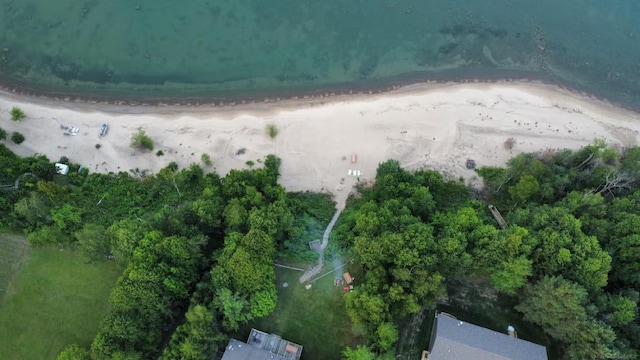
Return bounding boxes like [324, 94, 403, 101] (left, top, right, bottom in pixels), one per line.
[299, 206, 343, 283]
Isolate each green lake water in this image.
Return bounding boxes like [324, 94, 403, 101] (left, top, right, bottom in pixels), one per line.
[0, 0, 639, 107]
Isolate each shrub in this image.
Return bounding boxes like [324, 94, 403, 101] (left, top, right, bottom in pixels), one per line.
[504, 137, 515, 150]
[156, 150, 164, 156]
[11, 107, 26, 121]
[167, 161, 178, 172]
[201, 153, 212, 166]
[266, 123, 278, 139]
[27, 226, 66, 246]
[31, 161, 58, 181]
[0, 127, 7, 140]
[59, 156, 69, 164]
[246, 160, 255, 167]
[130, 129, 154, 151]
[11, 131, 25, 144]
[95, 143, 101, 149]
[601, 148, 618, 165]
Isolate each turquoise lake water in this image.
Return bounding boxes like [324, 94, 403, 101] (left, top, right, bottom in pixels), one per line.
[0, 0, 638, 106]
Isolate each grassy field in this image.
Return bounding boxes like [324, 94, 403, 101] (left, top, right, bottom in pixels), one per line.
[0, 233, 30, 300]
[0, 237, 121, 360]
[238, 267, 362, 360]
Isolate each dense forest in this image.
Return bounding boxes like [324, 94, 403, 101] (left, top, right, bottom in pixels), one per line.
[1, 138, 640, 360]
[334, 140, 640, 360]
[0, 145, 333, 360]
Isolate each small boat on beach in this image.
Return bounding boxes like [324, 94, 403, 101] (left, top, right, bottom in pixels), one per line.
[99, 123, 108, 136]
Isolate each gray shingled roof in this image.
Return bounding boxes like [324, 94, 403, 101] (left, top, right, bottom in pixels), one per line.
[221, 339, 288, 360]
[428, 314, 548, 360]
[221, 330, 303, 360]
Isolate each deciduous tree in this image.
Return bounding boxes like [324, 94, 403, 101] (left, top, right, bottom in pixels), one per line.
[213, 288, 250, 332]
[75, 223, 107, 260]
[162, 304, 225, 360]
[342, 345, 377, 360]
[516, 276, 617, 360]
[56, 344, 89, 360]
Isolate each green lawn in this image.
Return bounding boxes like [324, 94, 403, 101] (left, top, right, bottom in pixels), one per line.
[0, 240, 121, 360]
[238, 267, 362, 360]
[0, 233, 30, 300]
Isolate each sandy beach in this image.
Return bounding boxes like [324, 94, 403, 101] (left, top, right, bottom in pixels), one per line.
[2, 82, 639, 205]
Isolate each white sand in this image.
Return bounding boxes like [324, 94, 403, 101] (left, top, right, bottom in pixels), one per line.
[2, 82, 639, 205]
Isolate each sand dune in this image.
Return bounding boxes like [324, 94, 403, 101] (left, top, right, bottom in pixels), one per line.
[2, 82, 639, 205]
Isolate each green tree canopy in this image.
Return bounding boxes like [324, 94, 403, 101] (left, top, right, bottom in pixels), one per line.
[516, 276, 617, 360]
[56, 344, 90, 360]
[511, 205, 611, 292]
[162, 304, 225, 360]
[75, 223, 108, 260]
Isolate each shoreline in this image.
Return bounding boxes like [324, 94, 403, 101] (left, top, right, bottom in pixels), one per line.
[2, 81, 639, 205]
[2, 68, 639, 116]
[3, 79, 640, 120]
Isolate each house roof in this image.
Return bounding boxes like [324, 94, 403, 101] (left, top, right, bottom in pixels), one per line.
[221, 329, 303, 360]
[221, 339, 287, 360]
[247, 329, 302, 360]
[428, 314, 548, 360]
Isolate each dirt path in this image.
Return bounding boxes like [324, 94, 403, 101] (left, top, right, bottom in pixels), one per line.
[299, 206, 343, 283]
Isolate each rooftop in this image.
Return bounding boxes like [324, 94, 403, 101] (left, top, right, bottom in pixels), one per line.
[221, 329, 303, 360]
[428, 314, 548, 360]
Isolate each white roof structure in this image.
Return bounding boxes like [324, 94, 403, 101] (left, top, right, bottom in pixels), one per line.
[55, 163, 69, 175]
